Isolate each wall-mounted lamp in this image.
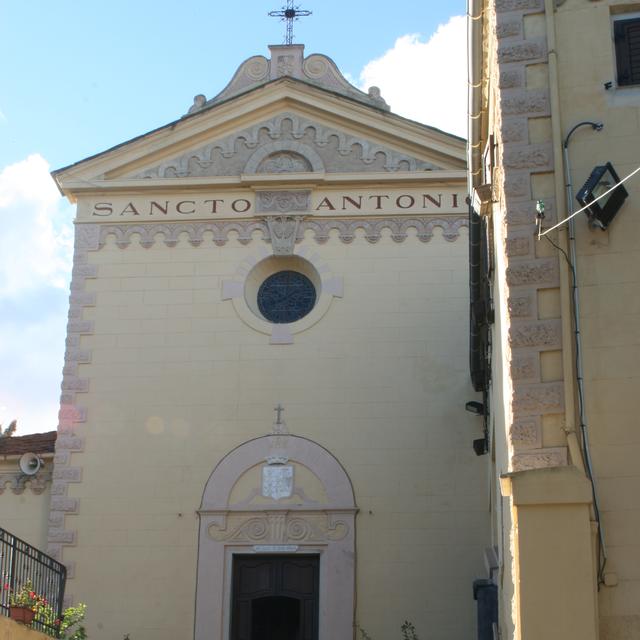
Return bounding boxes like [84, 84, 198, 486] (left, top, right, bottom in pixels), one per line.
[465, 401, 486, 416]
[576, 162, 629, 230]
[466, 401, 489, 455]
[473, 437, 488, 456]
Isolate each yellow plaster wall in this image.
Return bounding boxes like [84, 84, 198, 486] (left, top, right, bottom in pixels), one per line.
[0, 463, 51, 550]
[554, 2, 640, 636]
[61, 227, 489, 640]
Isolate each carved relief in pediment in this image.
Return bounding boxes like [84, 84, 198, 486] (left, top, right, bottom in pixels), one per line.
[131, 112, 441, 179]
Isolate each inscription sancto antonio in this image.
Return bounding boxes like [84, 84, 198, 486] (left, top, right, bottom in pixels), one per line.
[80, 189, 463, 222]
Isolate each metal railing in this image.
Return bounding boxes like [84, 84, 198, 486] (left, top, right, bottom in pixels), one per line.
[0, 527, 66, 637]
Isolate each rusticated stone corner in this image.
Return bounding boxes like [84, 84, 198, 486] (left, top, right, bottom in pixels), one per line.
[506, 234, 531, 257]
[512, 447, 567, 471]
[501, 89, 550, 117]
[502, 118, 529, 143]
[508, 291, 536, 318]
[48, 223, 96, 577]
[506, 258, 559, 287]
[504, 172, 531, 198]
[498, 39, 548, 65]
[503, 144, 553, 171]
[513, 381, 564, 416]
[511, 353, 540, 381]
[496, 19, 523, 39]
[500, 69, 525, 89]
[507, 199, 556, 226]
[495, 0, 543, 11]
[510, 417, 542, 450]
[509, 319, 562, 349]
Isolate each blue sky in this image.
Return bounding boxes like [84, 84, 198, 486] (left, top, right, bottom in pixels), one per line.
[0, 1, 466, 434]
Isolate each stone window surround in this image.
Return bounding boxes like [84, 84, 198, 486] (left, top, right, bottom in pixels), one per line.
[194, 434, 357, 640]
[221, 244, 343, 344]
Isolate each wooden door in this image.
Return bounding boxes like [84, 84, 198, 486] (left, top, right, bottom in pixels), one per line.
[231, 555, 319, 640]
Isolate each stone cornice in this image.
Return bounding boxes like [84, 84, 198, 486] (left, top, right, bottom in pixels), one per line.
[59, 170, 467, 196]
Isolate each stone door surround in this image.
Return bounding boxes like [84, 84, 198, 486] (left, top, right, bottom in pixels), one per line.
[194, 435, 357, 640]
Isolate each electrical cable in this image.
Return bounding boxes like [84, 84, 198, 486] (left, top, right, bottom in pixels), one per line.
[542, 232, 608, 585]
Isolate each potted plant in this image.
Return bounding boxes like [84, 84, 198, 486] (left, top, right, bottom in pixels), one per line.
[5, 579, 47, 625]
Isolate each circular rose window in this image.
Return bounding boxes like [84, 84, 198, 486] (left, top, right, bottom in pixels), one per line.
[257, 270, 317, 323]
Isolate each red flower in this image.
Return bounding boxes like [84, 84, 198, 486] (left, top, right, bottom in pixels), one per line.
[29, 591, 35, 598]
[3, 583, 8, 590]
[54, 619, 61, 626]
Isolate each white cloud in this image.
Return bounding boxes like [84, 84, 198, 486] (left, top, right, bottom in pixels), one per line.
[0, 154, 74, 295]
[357, 15, 467, 138]
[0, 155, 74, 434]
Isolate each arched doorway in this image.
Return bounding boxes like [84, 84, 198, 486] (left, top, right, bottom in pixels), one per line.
[194, 435, 356, 640]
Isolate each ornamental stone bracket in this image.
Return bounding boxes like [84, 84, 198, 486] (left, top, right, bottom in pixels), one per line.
[263, 215, 305, 255]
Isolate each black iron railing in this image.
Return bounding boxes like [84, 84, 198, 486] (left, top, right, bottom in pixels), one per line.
[0, 527, 66, 637]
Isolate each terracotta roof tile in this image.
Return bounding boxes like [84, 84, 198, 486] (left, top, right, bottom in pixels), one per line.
[0, 432, 57, 456]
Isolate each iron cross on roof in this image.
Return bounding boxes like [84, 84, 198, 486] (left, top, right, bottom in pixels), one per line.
[274, 403, 285, 425]
[268, 1, 312, 45]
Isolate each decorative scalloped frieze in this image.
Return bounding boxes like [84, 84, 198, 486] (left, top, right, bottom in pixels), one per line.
[96, 216, 468, 249]
[0, 471, 52, 495]
[132, 112, 440, 179]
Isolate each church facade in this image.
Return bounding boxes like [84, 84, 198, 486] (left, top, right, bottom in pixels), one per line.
[30, 44, 489, 639]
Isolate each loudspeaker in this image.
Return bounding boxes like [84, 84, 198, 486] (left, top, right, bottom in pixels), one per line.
[18, 452, 42, 475]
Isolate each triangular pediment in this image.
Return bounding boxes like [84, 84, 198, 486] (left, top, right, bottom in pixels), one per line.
[123, 110, 448, 180]
[53, 78, 466, 197]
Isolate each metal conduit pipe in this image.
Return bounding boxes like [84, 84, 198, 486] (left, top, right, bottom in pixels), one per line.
[563, 122, 608, 582]
[468, 0, 486, 392]
[542, 0, 586, 474]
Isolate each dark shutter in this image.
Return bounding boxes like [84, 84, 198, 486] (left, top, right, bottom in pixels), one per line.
[615, 18, 640, 86]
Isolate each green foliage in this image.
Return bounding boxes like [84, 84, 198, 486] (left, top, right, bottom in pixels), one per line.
[401, 620, 419, 640]
[5, 578, 87, 638]
[56, 603, 88, 640]
[357, 621, 420, 639]
[0, 420, 17, 438]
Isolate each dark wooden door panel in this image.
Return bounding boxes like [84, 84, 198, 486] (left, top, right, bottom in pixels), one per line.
[231, 555, 319, 640]
[281, 558, 317, 596]
[237, 559, 275, 597]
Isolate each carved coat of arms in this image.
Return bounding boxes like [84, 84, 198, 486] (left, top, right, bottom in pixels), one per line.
[262, 465, 294, 500]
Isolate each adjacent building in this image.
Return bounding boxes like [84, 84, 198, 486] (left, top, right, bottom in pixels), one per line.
[469, 0, 640, 638]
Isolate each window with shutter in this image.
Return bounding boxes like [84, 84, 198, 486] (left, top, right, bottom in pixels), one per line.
[614, 17, 640, 86]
